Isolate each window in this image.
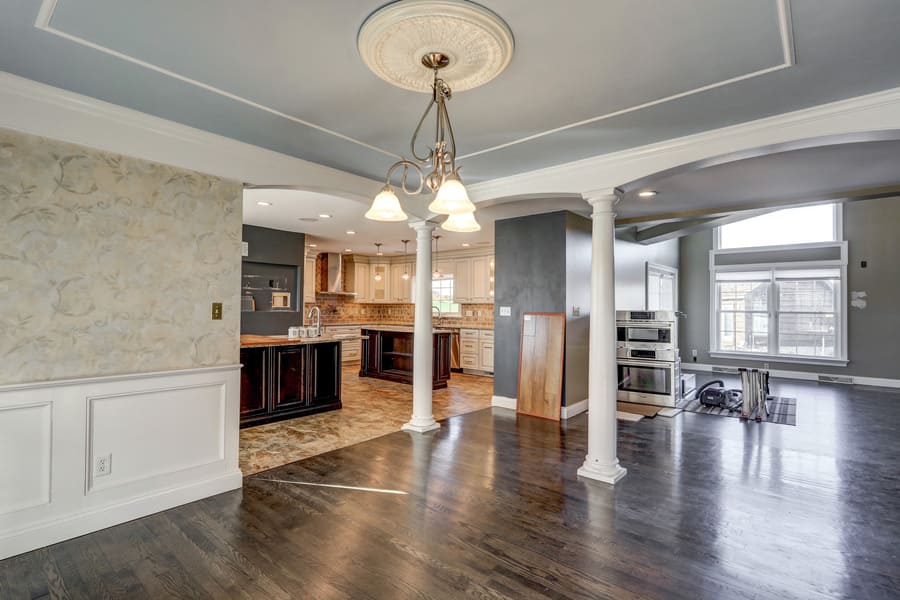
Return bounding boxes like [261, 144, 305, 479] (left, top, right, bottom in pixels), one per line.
[432, 275, 460, 315]
[646, 263, 677, 311]
[717, 204, 838, 249]
[710, 203, 846, 364]
[715, 272, 770, 353]
[713, 268, 842, 360]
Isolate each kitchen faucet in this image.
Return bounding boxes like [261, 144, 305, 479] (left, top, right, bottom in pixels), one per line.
[432, 305, 442, 327]
[307, 305, 322, 337]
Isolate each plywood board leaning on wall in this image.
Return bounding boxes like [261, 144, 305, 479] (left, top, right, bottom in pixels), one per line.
[516, 312, 566, 421]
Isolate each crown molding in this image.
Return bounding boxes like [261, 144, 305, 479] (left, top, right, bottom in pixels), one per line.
[468, 83, 900, 202]
[0, 71, 382, 202]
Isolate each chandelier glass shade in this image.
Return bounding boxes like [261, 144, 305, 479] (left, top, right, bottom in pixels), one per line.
[441, 210, 481, 233]
[365, 185, 408, 221]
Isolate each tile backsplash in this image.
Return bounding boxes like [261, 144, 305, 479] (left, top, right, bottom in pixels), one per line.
[304, 294, 493, 329]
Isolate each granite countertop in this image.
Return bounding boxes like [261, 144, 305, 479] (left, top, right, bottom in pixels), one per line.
[360, 326, 455, 334]
[240, 333, 366, 348]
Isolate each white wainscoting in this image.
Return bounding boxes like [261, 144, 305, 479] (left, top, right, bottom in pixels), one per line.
[0, 365, 242, 560]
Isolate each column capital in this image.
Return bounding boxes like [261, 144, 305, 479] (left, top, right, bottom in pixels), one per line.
[409, 219, 437, 232]
[582, 188, 619, 212]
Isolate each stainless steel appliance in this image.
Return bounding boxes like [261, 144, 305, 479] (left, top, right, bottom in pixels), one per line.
[616, 310, 681, 407]
[617, 358, 681, 407]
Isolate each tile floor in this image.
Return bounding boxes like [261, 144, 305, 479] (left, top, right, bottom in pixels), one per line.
[239, 365, 493, 474]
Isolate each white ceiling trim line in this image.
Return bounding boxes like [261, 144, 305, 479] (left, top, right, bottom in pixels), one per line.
[467, 82, 900, 202]
[33, 0, 402, 161]
[457, 0, 796, 161]
[0, 71, 383, 201]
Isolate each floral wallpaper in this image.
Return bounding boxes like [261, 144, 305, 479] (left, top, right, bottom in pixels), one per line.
[0, 128, 242, 385]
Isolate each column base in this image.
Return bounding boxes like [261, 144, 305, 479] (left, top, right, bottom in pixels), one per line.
[401, 420, 441, 434]
[577, 459, 627, 485]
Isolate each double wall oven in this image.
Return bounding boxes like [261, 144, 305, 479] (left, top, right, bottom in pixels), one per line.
[616, 311, 680, 407]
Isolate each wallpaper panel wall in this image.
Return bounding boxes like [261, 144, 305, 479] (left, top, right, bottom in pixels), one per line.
[0, 128, 242, 384]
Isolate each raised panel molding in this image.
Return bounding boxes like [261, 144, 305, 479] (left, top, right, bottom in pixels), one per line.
[0, 366, 241, 561]
[0, 402, 52, 516]
[86, 383, 226, 494]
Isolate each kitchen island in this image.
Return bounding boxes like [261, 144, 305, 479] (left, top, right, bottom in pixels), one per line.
[239, 333, 364, 427]
[359, 327, 452, 389]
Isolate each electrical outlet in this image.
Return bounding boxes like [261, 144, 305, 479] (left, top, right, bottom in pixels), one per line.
[95, 454, 112, 478]
[572, 305, 581, 316]
[211, 302, 223, 320]
[499, 306, 511, 316]
[764, 362, 770, 369]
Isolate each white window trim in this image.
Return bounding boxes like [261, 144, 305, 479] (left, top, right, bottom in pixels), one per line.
[432, 275, 461, 317]
[645, 262, 678, 311]
[714, 203, 843, 250]
[708, 243, 848, 366]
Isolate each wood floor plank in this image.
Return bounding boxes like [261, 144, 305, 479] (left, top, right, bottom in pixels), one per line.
[3, 374, 900, 599]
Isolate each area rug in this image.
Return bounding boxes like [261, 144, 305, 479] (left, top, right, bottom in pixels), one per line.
[680, 396, 797, 426]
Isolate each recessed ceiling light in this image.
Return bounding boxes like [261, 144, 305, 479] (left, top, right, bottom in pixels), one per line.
[344, 248, 353, 253]
[461, 243, 471, 247]
[308, 243, 318, 248]
[346, 230, 357, 235]
[638, 190, 658, 198]
[319, 213, 333, 219]
[256, 201, 272, 206]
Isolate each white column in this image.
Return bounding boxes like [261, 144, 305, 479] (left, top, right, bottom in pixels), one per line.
[402, 220, 440, 433]
[577, 191, 627, 484]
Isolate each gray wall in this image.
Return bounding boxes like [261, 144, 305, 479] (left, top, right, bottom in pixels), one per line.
[241, 224, 305, 335]
[494, 212, 568, 400]
[678, 196, 900, 378]
[614, 236, 680, 310]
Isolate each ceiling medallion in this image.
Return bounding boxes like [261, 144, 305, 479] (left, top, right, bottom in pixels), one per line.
[359, 0, 514, 231]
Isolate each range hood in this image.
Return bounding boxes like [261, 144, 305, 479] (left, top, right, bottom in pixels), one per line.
[318, 253, 357, 296]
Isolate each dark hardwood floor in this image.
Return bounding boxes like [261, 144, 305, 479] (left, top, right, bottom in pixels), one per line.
[2, 375, 899, 599]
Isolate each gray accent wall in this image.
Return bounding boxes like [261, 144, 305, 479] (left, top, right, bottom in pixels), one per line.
[241, 224, 305, 335]
[494, 212, 568, 401]
[678, 197, 900, 378]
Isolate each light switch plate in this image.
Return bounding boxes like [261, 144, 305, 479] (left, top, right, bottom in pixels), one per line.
[499, 306, 511, 316]
[211, 302, 223, 320]
[241, 241, 249, 257]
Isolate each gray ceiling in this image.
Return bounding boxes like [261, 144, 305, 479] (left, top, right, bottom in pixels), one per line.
[3, 0, 900, 186]
[616, 138, 900, 222]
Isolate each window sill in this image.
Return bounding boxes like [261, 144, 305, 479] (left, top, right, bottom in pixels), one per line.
[709, 351, 848, 367]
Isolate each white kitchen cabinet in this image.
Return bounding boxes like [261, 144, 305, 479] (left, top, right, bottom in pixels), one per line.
[303, 255, 317, 304]
[460, 328, 493, 374]
[325, 325, 362, 364]
[370, 262, 390, 303]
[353, 261, 370, 302]
[453, 259, 471, 302]
[390, 263, 413, 302]
[470, 256, 493, 302]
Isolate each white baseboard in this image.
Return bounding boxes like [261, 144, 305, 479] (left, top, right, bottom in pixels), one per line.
[492, 396, 589, 419]
[491, 395, 517, 410]
[1, 470, 242, 560]
[687, 363, 900, 389]
[561, 399, 588, 419]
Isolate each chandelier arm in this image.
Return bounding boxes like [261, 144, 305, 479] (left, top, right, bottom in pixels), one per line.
[386, 159, 426, 195]
[441, 96, 458, 172]
[410, 97, 437, 164]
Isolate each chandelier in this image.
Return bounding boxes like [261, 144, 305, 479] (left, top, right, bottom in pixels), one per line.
[358, 0, 515, 233]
